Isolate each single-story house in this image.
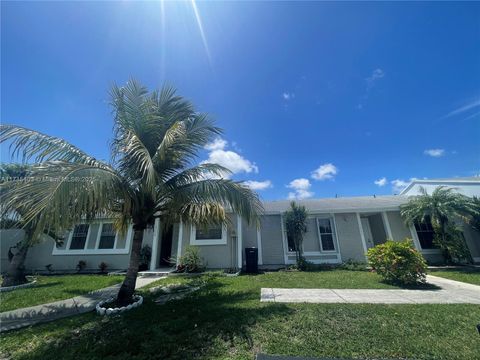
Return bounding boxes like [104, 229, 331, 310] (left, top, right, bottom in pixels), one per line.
[1, 178, 479, 273]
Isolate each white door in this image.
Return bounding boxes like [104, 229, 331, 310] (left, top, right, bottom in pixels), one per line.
[361, 218, 375, 249]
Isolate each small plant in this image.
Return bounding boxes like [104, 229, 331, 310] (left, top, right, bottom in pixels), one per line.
[99, 262, 108, 273]
[139, 245, 152, 271]
[76, 260, 87, 272]
[284, 201, 309, 269]
[175, 246, 204, 273]
[45, 264, 54, 273]
[367, 239, 427, 285]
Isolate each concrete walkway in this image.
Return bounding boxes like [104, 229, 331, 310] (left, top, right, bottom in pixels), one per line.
[261, 275, 480, 304]
[0, 276, 164, 332]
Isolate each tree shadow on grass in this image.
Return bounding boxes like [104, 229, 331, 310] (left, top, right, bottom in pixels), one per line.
[7, 277, 293, 360]
[380, 280, 441, 291]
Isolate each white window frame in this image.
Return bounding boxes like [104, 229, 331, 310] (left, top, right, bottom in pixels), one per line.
[190, 224, 227, 246]
[52, 221, 133, 255]
[67, 224, 91, 251]
[95, 222, 118, 250]
[316, 217, 338, 253]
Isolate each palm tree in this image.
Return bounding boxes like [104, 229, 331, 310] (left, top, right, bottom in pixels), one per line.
[400, 186, 476, 263]
[284, 201, 308, 265]
[0, 79, 262, 304]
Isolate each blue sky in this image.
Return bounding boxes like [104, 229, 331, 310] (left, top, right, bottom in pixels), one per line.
[2, 1, 479, 201]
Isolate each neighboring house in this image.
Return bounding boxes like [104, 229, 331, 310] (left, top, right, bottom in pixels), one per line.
[1, 179, 480, 273]
[400, 177, 480, 197]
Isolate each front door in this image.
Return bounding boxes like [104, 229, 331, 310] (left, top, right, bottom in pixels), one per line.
[361, 218, 375, 249]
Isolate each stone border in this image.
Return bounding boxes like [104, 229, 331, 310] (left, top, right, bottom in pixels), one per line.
[95, 295, 143, 316]
[0, 279, 37, 293]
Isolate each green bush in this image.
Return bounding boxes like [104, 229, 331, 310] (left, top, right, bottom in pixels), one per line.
[341, 259, 368, 271]
[367, 239, 427, 285]
[176, 246, 204, 273]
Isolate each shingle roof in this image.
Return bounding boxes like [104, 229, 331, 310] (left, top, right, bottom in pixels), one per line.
[262, 195, 409, 213]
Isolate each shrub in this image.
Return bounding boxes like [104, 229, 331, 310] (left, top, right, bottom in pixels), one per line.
[176, 246, 204, 273]
[367, 239, 427, 285]
[98, 262, 108, 273]
[76, 260, 87, 272]
[341, 259, 368, 271]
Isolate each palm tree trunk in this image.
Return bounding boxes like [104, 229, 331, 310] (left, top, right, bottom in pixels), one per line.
[2, 241, 30, 287]
[117, 227, 145, 305]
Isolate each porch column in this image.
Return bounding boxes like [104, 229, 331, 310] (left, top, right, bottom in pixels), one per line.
[409, 225, 422, 251]
[150, 217, 161, 271]
[256, 225, 263, 265]
[356, 213, 368, 260]
[382, 212, 393, 240]
[237, 215, 243, 269]
[176, 219, 183, 267]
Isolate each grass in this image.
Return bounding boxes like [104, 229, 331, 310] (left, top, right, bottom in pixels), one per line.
[0, 275, 124, 312]
[430, 267, 480, 286]
[1, 270, 479, 360]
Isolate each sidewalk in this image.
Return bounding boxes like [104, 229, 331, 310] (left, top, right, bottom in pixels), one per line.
[0, 276, 163, 332]
[261, 275, 480, 304]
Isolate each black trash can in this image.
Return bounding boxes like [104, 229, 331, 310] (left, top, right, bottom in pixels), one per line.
[245, 247, 258, 273]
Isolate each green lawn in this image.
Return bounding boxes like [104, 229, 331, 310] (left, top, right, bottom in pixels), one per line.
[0, 275, 124, 312]
[430, 267, 480, 286]
[1, 271, 479, 360]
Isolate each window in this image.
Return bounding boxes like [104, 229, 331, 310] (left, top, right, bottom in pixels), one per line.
[415, 218, 436, 249]
[69, 224, 89, 250]
[287, 234, 297, 252]
[317, 218, 335, 251]
[98, 223, 116, 249]
[190, 224, 227, 245]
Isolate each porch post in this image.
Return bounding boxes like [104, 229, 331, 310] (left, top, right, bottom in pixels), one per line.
[237, 215, 243, 269]
[382, 212, 393, 240]
[356, 213, 368, 260]
[176, 219, 183, 267]
[256, 225, 263, 265]
[150, 217, 161, 271]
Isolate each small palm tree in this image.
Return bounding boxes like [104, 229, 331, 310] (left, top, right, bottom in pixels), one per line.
[0, 80, 262, 303]
[400, 186, 476, 263]
[284, 201, 308, 265]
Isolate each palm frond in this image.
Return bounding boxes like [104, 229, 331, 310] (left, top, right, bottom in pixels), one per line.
[0, 125, 104, 166]
[161, 179, 263, 225]
[1, 161, 134, 238]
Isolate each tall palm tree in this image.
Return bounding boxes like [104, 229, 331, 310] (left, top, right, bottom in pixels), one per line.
[400, 186, 476, 263]
[0, 80, 262, 303]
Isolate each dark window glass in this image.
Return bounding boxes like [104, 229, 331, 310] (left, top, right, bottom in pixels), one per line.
[99, 223, 116, 249]
[287, 234, 297, 252]
[318, 219, 335, 251]
[69, 224, 89, 250]
[414, 217, 436, 249]
[196, 225, 222, 240]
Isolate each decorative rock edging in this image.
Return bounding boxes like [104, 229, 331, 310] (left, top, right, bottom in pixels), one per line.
[95, 295, 143, 316]
[225, 270, 241, 277]
[0, 279, 37, 293]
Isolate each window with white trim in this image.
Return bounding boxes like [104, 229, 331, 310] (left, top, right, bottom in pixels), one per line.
[190, 224, 227, 245]
[317, 218, 335, 251]
[69, 224, 89, 250]
[414, 217, 436, 249]
[98, 223, 116, 249]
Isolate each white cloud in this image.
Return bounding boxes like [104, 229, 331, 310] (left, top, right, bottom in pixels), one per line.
[374, 177, 387, 187]
[282, 92, 295, 100]
[424, 149, 445, 158]
[443, 98, 480, 118]
[287, 178, 314, 200]
[244, 180, 273, 191]
[391, 179, 409, 193]
[204, 138, 227, 151]
[203, 138, 258, 178]
[311, 163, 338, 181]
[366, 68, 385, 89]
